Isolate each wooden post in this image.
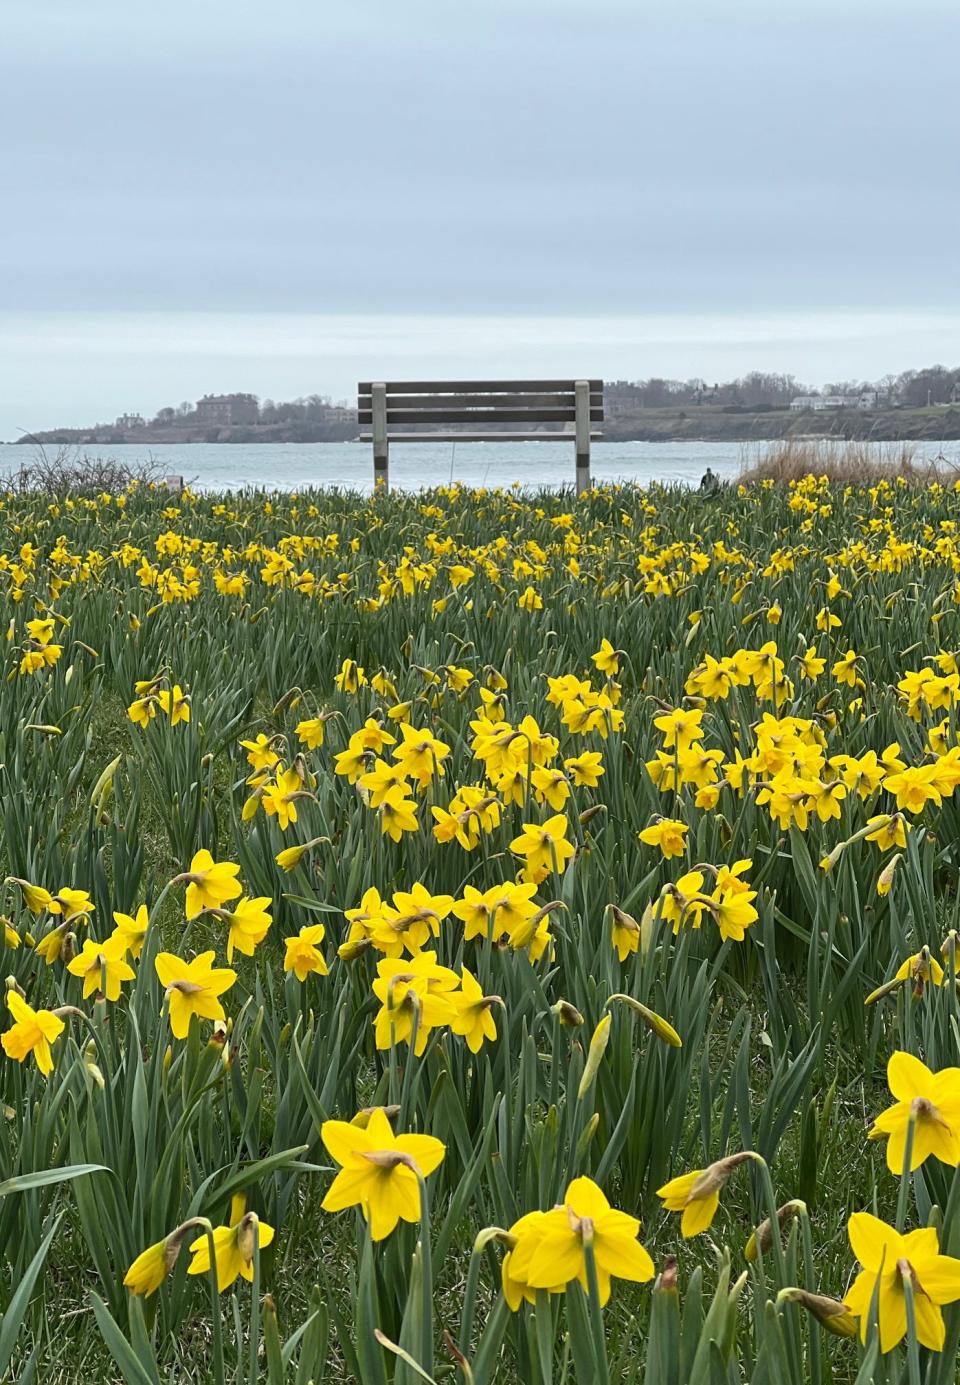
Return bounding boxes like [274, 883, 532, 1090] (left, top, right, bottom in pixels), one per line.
[574, 379, 591, 494]
[371, 382, 389, 491]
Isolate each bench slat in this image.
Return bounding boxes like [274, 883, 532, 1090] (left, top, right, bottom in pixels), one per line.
[357, 391, 600, 410]
[358, 379, 602, 393]
[359, 431, 604, 444]
[358, 408, 604, 425]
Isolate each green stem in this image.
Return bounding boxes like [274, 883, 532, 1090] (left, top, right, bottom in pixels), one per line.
[582, 1238, 610, 1385]
[417, 1172, 434, 1378]
[204, 1225, 225, 1385]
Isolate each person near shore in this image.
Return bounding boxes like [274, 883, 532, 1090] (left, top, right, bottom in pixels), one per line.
[699, 466, 720, 494]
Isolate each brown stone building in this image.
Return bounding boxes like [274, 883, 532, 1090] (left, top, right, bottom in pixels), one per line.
[196, 393, 259, 426]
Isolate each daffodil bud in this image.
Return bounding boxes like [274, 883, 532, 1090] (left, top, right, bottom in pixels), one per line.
[819, 843, 845, 873]
[689, 1151, 758, 1202]
[577, 1014, 612, 1100]
[90, 754, 122, 815]
[576, 1112, 600, 1157]
[877, 853, 903, 897]
[473, 1225, 516, 1253]
[271, 686, 302, 717]
[82, 1040, 105, 1090]
[609, 904, 639, 936]
[864, 976, 903, 1006]
[551, 999, 584, 1027]
[351, 1104, 400, 1130]
[744, 1200, 805, 1261]
[338, 936, 372, 962]
[236, 1212, 262, 1265]
[607, 993, 683, 1047]
[776, 1288, 857, 1338]
[275, 844, 307, 871]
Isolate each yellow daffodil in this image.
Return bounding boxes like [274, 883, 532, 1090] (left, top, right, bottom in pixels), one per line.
[283, 923, 329, 981]
[450, 967, 499, 1052]
[181, 850, 242, 920]
[320, 1107, 445, 1240]
[66, 934, 135, 1000]
[869, 1051, 960, 1173]
[844, 1212, 960, 1353]
[1, 991, 65, 1076]
[188, 1195, 275, 1291]
[111, 904, 149, 958]
[638, 817, 688, 859]
[221, 896, 272, 961]
[657, 1152, 755, 1236]
[509, 814, 575, 883]
[155, 951, 236, 1039]
[507, 1176, 653, 1307]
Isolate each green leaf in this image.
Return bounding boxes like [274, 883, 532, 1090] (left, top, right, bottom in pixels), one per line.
[0, 1215, 62, 1375]
[88, 1293, 160, 1385]
[0, 1164, 108, 1198]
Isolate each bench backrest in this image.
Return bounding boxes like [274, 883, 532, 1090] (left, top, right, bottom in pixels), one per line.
[358, 380, 603, 433]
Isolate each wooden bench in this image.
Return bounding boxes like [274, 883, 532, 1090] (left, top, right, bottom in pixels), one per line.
[357, 379, 604, 493]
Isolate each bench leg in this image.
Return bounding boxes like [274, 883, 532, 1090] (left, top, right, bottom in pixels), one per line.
[575, 379, 591, 494]
[576, 450, 591, 494]
[371, 382, 389, 491]
[374, 445, 389, 491]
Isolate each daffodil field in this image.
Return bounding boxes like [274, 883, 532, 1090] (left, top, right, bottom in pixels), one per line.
[4, 474, 960, 1383]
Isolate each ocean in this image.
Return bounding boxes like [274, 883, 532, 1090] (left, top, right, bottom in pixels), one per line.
[1, 439, 956, 494]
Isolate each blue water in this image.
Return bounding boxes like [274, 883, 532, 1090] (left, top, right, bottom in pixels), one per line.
[1, 439, 955, 493]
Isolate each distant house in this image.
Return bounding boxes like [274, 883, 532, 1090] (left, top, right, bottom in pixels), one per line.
[116, 412, 145, 428]
[790, 392, 880, 412]
[196, 393, 259, 426]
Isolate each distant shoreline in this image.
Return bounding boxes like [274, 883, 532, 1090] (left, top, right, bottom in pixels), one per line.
[17, 403, 960, 448]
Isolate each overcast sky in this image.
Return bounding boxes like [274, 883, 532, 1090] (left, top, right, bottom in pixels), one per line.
[2, 0, 958, 436]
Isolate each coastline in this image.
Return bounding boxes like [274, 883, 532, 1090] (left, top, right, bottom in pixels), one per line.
[17, 403, 960, 448]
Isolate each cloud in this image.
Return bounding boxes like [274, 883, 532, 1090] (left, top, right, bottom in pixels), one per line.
[1, 0, 958, 431]
[2, 0, 958, 316]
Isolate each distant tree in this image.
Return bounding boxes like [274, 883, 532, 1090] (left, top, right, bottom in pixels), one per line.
[894, 365, 956, 407]
[639, 378, 681, 408]
[735, 372, 806, 407]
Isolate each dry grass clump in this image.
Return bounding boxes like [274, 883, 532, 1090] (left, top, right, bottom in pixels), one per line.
[2, 445, 164, 496]
[738, 438, 958, 486]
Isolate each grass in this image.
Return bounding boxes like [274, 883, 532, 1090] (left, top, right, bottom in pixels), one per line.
[737, 437, 959, 486]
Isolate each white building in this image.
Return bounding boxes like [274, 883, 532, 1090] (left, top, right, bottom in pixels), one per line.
[790, 392, 880, 412]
